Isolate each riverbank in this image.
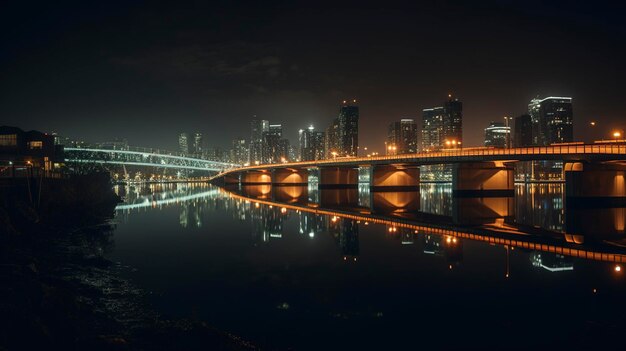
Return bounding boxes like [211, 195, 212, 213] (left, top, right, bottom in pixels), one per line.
[0, 174, 257, 350]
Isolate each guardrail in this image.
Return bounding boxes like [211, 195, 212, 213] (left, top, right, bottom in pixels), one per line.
[64, 147, 237, 168]
[222, 143, 626, 172]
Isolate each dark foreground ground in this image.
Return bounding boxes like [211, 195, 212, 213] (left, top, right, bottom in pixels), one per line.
[0, 173, 257, 350]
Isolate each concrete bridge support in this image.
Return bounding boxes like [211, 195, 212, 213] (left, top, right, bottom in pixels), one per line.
[369, 165, 420, 191]
[241, 170, 272, 185]
[564, 162, 626, 199]
[319, 166, 359, 189]
[565, 162, 626, 241]
[452, 162, 514, 197]
[223, 173, 240, 185]
[272, 168, 309, 186]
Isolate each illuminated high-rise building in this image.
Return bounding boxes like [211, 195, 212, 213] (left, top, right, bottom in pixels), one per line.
[528, 96, 573, 146]
[443, 95, 463, 146]
[323, 100, 359, 158]
[422, 95, 462, 150]
[193, 132, 203, 154]
[230, 138, 248, 165]
[387, 118, 418, 154]
[249, 118, 269, 164]
[178, 132, 189, 154]
[262, 124, 289, 163]
[324, 119, 340, 158]
[421, 107, 444, 151]
[484, 121, 510, 148]
[299, 126, 325, 161]
[338, 100, 359, 157]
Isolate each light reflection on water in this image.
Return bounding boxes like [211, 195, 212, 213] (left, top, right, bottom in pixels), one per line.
[110, 183, 626, 350]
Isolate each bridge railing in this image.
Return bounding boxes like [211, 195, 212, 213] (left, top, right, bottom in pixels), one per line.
[64, 147, 239, 169]
[64, 146, 238, 167]
[216, 142, 626, 174]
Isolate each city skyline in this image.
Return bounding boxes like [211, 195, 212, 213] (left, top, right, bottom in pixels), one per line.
[2, 1, 625, 151]
[36, 93, 612, 165]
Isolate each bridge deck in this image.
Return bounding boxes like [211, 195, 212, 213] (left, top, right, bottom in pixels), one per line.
[213, 143, 626, 179]
[64, 147, 238, 172]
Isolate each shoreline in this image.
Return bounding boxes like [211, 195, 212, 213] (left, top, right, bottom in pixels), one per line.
[0, 174, 257, 350]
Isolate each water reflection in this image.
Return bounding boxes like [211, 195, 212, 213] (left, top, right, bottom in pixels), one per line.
[515, 183, 564, 232]
[110, 182, 626, 350]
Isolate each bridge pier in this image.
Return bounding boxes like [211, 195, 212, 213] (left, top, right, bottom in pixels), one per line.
[223, 173, 240, 185]
[369, 165, 420, 191]
[564, 162, 626, 241]
[319, 166, 359, 189]
[452, 162, 514, 197]
[241, 170, 272, 185]
[272, 168, 308, 186]
[564, 162, 626, 199]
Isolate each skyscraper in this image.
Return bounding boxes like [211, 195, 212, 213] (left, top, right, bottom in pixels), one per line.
[387, 119, 418, 155]
[250, 118, 269, 164]
[231, 138, 248, 165]
[443, 95, 463, 146]
[178, 132, 189, 154]
[422, 95, 462, 150]
[338, 100, 359, 157]
[484, 121, 510, 148]
[528, 97, 573, 145]
[421, 107, 444, 151]
[299, 126, 325, 161]
[193, 132, 203, 155]
[324, 118, 340, 158]
[263, 124, 289, 163]
[514, 114, 533, 147]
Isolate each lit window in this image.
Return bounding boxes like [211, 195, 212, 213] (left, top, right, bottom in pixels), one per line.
[28, 141, 43, 149]
[0, 134, 17, 146]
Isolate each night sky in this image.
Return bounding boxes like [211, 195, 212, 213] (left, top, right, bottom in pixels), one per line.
[2, 1, 625, 151]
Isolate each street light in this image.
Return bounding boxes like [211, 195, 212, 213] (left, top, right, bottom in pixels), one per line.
[613, 130, 622, 140]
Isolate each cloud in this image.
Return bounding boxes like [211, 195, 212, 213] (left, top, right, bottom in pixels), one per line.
[109, 42, 293, 96]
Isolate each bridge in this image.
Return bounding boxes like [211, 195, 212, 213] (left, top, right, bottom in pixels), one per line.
[65, 146, 238, 173]
[210, 142, 626, 199]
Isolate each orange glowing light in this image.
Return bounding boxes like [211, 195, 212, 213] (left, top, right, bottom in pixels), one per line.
[615, 265, 622, 272]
